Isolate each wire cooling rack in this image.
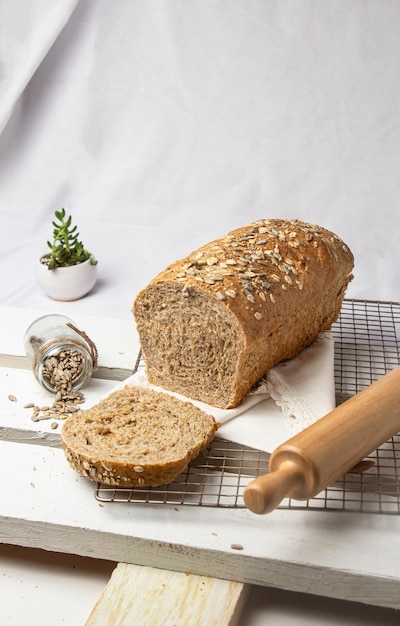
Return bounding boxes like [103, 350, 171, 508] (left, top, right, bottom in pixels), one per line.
[96, 299, 400, 514]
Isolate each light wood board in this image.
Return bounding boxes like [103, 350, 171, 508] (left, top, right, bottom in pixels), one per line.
[86, 563, 249, 626]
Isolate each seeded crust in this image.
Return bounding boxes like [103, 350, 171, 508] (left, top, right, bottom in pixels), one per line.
[61, 386, 218, 487]
[133, 218, 354, 409]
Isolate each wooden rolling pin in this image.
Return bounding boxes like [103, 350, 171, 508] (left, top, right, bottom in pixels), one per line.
[243, 365, 400, 515]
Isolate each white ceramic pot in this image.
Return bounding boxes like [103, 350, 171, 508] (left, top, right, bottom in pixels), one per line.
[36, 256, 98, 301]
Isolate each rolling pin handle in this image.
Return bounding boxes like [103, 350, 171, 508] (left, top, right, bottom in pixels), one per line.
[243, 461, 302, 515]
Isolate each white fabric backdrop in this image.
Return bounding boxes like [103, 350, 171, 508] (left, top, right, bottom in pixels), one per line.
[0, 0, 399, 320]
[1, 6, 399, 623]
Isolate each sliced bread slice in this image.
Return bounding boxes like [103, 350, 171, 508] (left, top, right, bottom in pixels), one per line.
[61, 385, 218, 487]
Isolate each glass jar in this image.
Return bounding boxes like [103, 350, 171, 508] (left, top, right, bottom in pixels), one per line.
[24, 314, 98, 393]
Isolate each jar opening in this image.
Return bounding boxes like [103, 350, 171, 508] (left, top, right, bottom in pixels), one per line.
[24, 314, 97, 393]
[35, 340, 94, 393]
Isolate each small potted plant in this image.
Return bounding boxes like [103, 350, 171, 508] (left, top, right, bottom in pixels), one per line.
[36, 208, 98, 301]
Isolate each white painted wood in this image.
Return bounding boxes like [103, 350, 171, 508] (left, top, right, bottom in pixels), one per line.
[0, 352, 135, 382]
[2, 305, 400, 612]
[1, 439, 400, 609]
[0, 306, 140, 368]
[0, 365, 118, 435]
[86, 562, 249, 626]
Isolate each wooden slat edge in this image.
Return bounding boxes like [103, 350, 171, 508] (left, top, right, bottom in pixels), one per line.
[0, 353, 133, 381]
[0, 426, 62, 448]
[3, 517, 400, 610]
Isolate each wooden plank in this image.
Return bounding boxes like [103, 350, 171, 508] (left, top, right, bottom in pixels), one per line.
[0, 307, 141, 380]
[85, 563, 250, 626]
[0, 353, 134, 382]
[0, 366, 121, 439]
[0, 426, 62, 448]
[2, 307, 400, 612]
[2, 439, 400, 610]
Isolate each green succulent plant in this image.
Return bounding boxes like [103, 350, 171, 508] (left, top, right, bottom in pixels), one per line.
[43, 208, 97, 269]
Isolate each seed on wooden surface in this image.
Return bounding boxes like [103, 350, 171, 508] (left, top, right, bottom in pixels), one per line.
[225, 289, 237, 298]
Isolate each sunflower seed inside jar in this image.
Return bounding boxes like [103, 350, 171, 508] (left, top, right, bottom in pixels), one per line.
[24, 314, 98, 421]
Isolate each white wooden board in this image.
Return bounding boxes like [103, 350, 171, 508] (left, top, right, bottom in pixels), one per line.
[2, 306, 400, 611]
[1, 438, 400, 609]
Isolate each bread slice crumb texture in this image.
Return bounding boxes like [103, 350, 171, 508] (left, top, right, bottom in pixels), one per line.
[61, 386, 218, 487]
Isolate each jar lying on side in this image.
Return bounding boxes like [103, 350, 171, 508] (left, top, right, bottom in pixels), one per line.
[24, 314, 98, 393]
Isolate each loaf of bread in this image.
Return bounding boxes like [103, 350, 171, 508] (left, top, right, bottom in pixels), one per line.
[133, 218, 354, 409]
[61, 385, 218, 487]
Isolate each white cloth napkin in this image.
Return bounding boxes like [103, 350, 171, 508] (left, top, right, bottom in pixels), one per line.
[113, 332, 336, 453]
